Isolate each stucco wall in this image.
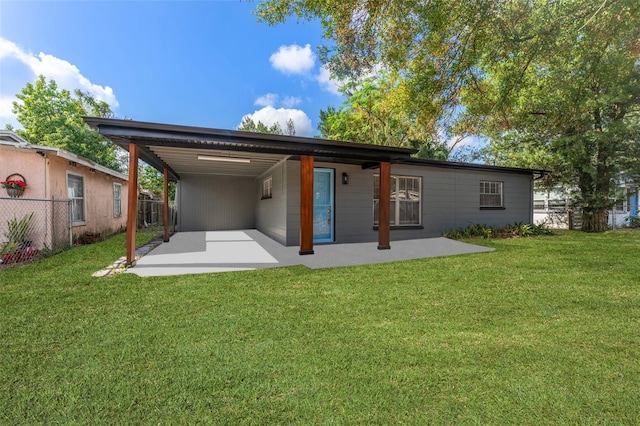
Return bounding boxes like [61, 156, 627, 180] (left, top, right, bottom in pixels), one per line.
[48, 155, 129, 238]
[0, 146, 128, 242]
[0, 146, 47, 199]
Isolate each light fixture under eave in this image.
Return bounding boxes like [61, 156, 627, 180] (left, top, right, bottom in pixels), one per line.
[197, 155, 251, 163]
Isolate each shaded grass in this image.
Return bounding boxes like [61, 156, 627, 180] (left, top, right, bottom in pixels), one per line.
[1, 231, 639, 424]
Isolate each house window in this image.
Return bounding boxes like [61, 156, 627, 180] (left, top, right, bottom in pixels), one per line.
[549, 199, 568, 210]
[262, 176, 272, 199]
[480, 181, 503, 208]
[373, 175, 422, 226]
[113, 183, 122, 217]
[67, 172, 85, 224]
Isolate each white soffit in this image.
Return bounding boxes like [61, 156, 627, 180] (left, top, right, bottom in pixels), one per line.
[149, 145, 287, 177]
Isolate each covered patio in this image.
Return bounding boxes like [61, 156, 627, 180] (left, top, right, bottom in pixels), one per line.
[125, 229, 494, 277]
[84, 117, 418, 264]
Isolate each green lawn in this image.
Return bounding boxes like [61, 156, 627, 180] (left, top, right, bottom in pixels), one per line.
[1, 231, 639, 424]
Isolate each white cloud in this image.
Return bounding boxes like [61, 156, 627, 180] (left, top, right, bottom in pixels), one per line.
[254, 93, 302, 109]
[238, 106, 313, 137]
[269, 43, 315, 75]
[316, 65, 343, 95]
[254, 93, 279, 107]
[0, 37, 119, 127]
[281, 96, 302, 108]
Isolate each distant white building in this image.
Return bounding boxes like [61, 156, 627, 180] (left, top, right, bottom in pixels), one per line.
[534, 183, 639, 229]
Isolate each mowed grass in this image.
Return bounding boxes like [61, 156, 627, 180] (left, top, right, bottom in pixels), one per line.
[1, 231, 639, 424]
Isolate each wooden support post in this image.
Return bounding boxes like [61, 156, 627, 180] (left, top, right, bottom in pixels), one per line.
[378, 161, 391, 250]
[126, 143, 139, 265]
[163, 168, 170, 242]
[299, 155, 314, 255]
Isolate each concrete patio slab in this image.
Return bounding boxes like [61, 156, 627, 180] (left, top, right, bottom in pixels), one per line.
[126, 230, 494, 277]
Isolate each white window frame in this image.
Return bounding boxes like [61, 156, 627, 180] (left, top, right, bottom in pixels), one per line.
[67, 172, 86, 225]
[480, 181, 504, 208]
[373, 174, 422, 226]
[113, 183, 122, 217]
[262, 176, 273, 199]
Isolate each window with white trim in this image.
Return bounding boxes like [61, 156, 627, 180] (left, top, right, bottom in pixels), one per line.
[113, 183, 122, 217]
[262, 176, 272, 199]
[374, 175, 422, 226]
[67, 173, 86, 224]
[480, 181, 503, 208]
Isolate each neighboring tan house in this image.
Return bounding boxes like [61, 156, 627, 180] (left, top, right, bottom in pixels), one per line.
[0, 131, 129, 249]
[85, 118, 546, 262]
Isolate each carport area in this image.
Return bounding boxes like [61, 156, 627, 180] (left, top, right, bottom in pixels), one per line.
[84, 117, 419, 264]
[126, 230, 494, 277]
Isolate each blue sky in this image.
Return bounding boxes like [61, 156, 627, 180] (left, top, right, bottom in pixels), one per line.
[0, 1, 344, 137]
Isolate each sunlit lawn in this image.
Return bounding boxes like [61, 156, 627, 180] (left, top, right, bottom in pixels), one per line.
[1, 230, 639, 424]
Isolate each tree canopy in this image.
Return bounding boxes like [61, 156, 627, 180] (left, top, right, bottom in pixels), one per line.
[10, 75, 124, 172]
[257, 0, 640, 231]
[138, 164, 176, 201]
[317, 72, 449, 159]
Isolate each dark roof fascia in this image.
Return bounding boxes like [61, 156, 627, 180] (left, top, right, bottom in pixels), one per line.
[398, 157, 550, 177]
[98, 133, 180, 181]
[138, 144, 181, 181]
[83, 117, 418, 162]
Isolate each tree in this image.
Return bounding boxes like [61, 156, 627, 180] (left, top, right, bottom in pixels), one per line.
[317, 72, 448, 159]
[257, 0, 640, 231]
[11, 75, 124, 172]
[138, 164, 176, 200]
[238, 116, 296, 135]
[462, 1, 640, 231]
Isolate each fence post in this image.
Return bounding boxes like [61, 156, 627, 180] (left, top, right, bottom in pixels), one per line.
[68, 199, 73, 246]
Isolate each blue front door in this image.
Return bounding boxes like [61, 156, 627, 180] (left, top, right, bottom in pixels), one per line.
[313, 168, 334, 243]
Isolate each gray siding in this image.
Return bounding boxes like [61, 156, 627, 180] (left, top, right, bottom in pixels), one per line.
[256, 161, 288, 245]
[286, 161, 300, 246]
[286, 161, 380, 245]
[178, 174, 256, 231]
[395, 165, 534, 235]
[285, 160, 534, 245]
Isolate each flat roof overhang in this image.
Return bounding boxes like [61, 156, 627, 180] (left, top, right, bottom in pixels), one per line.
[84, 117, 418, 181]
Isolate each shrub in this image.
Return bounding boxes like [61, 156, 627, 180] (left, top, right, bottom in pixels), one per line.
[443, 222, 552, 240]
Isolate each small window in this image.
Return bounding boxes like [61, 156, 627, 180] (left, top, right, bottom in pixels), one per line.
[373, 175, 422, 226]
[113, 183, 122, 217]
[548, 199, 568, 210]
[262, 176, 272, 199]
[67, 173, 85, 224]
[480, 181, 503, 208]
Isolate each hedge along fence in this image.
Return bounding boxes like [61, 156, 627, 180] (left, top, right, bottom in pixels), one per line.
[0, 197, 72, 265]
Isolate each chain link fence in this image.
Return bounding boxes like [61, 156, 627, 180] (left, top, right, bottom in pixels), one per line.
[0, 197, 71, 265]
[1, 197, 177, 267]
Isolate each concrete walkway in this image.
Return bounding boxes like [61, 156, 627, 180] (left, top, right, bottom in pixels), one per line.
[125, 230, 494, 277]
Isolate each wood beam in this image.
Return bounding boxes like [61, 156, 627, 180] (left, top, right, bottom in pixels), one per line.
[126, 143, 139, 264]
[163, 168, 170, 242]
[378, 161, 391, 250]
[299, 155, 314, 255]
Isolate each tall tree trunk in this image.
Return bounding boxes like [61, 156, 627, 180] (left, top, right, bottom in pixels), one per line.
[581, 207, 608, 232]
[582, 209, 609, 232]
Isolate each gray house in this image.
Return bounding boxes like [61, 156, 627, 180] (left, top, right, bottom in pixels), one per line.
[84, 118, 545, 263]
